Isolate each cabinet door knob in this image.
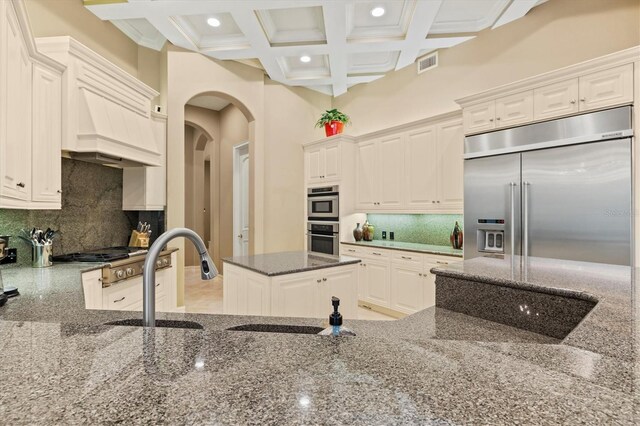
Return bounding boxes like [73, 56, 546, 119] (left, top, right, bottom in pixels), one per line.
[570, 100, 576, 104]
[436, 201, 440, 203]
[16, 182, 25, 188]
[57, 189, 62, 194]
[580, 98, 586, 102]
[432, 201, 436, 203]
[489, 118, 494, 122]
[322, 278, 327, 282]
[317, 279, 322, 283]
[496, 117, 501, 121]
[419, 273, 423, 276]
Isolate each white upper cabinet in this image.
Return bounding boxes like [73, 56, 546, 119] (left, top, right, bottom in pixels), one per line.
[464, 91, 533, 134]
[377, 135, 404, 208]
[0, 1, 64, 209]
[533, 79, 579, 120]
[122, 113, 167, 210]
[405, 126, 438, 209]
[355, 139, 378, 210]
[436, 119, 464, 210]
[304, 138, 343, 185]
[494, 91, 533, 128]
[462, 101, 495, 134]
[31, 64, 62, 205]
[578, 64, 633, 111]
[459, 52, 636, 135]
[355, 115, 463, 213]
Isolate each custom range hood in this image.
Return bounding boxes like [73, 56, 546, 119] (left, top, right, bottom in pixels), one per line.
[35, 36, 161, 167]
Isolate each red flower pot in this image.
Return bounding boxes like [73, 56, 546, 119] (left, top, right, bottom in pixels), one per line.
[324, 121, 344, 137]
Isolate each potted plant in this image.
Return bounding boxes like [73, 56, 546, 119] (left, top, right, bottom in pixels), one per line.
[315, 108, 350, 137]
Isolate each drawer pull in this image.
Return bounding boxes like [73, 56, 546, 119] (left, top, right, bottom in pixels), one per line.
[401, 256, 412, 260]
[317, 279, 322, 283]
[372, 252, 382, 256]
[156, 283, 160, 287]
[436, 261, 449, 265]
[323, 278, 327, 282]
[419, 273, 423, 277]
[16, 182, 25, 188]
[348, 249, 356, 252]
[113, 296, 126, 303]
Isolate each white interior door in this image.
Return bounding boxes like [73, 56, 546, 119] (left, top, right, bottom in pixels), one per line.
[234, 143, 250, 257]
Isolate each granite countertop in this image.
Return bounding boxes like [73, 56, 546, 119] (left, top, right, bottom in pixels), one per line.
[222, 251, 361, 276]
[341, 239, 464, 257]
[0, 255, 636, 424]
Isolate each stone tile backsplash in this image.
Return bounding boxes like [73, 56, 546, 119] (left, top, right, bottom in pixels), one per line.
[366, 214, 464, 247]
[0, 159, 161, 267]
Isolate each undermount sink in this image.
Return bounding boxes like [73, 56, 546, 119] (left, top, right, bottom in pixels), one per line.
[227, 324, 325, 334]
[105, 319, 204, 329]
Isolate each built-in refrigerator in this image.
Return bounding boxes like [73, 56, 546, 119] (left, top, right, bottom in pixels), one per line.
[464, 106, 633, 266]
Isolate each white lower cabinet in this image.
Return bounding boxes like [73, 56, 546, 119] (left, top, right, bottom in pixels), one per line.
[359, 259, 391, 308]
[223, 262, 359, 319]
[82, 252, 179, 312]
[345, 244, 457, 316]
[390, 263, 424, 314]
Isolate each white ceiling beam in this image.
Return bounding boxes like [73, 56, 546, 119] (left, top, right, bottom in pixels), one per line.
[421, 36, 475, 49]
[145, 15, 198, 52]
[87, 0, 325, 20]
[322, 1, 350, 97]
[229, 9, 287, 83]
[492, 0, 539, 28]
[395, 0, 443, 71]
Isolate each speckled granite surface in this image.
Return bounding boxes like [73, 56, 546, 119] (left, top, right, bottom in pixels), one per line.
[342, 240, 464, 257]
[0, 254, 636, 424]
[222, 251, 361, 276]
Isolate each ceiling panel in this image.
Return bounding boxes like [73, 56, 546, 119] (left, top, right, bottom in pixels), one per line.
[257, 6, 326, 43]
[86, 0, 545, 97]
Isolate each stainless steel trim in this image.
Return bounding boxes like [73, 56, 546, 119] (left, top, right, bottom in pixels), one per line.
[522, 182, 530, 261]
[464, 106, 633, 159]
[510, 182, 516, 258]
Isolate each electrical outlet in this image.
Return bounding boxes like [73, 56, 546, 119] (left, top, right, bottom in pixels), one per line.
[390, 232, 395, 240]
[382, 231, 387, 239]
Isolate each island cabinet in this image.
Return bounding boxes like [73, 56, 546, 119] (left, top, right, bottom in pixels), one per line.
[223, 262, 359, 319]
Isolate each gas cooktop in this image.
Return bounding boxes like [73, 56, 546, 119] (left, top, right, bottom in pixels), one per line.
[52, 247, 148, 263]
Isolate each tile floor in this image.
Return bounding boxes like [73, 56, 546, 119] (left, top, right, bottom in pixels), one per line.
[184, 267, 395, 320]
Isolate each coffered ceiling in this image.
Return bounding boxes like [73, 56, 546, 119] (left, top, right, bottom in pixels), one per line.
[85, 0, 545, 97]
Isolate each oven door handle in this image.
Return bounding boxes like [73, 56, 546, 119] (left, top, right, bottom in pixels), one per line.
[306, 233, 338, 238]
[307, 195, 338, 202]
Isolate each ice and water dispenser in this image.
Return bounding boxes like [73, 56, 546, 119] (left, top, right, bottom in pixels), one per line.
[477, 219, 505, 254]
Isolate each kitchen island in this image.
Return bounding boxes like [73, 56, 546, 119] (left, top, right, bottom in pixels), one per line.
[0, 254, 636, 424]
[222, 251, 361, 319]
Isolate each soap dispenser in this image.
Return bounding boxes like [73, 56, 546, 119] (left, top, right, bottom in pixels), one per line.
[319, 297, 356, 337]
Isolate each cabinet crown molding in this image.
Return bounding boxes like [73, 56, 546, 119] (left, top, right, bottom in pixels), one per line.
[35, 36, 159, 100]
[303, 134, 357, 148]
[455, 45, 640, 107]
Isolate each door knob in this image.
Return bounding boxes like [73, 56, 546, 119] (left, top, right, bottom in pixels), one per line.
[237, 234, 242, 238]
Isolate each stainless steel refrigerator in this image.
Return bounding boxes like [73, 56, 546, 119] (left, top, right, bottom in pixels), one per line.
[464, 106, 633, 266]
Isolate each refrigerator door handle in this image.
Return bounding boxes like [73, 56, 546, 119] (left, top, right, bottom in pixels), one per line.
[523, 182, 530, 260]
[510, 182, 516, 258]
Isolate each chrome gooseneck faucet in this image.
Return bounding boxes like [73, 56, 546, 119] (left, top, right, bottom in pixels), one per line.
[143, 228, 217, 327]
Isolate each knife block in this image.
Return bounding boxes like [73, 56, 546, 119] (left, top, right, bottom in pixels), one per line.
[129, 230, 149, 248]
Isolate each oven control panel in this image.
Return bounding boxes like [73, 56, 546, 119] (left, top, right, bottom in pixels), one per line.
[102, 253, 172, 287]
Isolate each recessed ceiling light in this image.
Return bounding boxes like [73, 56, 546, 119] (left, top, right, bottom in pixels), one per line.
[207, 17, 221, 27]
[300, 55, 311, 63]
[371, 7, 385, 17]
